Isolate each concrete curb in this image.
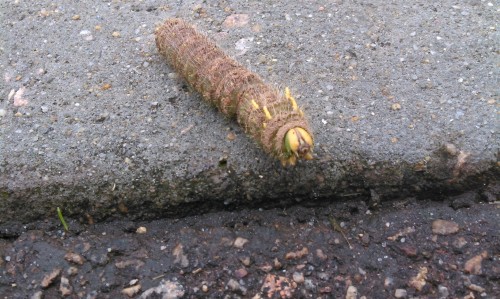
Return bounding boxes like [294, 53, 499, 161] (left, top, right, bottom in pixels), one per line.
[1, 1, 498, 223]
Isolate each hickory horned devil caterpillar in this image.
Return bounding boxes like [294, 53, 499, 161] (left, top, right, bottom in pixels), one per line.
[155, 18, 314, 166]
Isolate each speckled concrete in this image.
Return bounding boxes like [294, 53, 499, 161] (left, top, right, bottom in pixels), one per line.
[0, 0, 498, 222]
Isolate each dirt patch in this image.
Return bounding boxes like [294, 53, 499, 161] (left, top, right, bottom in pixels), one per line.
[1, 192, 498, 298]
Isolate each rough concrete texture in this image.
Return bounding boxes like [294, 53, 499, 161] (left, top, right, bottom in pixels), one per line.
[0, 1, 498, 223]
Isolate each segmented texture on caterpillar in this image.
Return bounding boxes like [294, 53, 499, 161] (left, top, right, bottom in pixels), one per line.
[155, 18, 313, 166]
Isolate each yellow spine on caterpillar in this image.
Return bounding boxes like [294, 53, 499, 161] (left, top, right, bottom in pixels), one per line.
[262, 106, 272, 120]
[285, 87, 298, 111]
[251, 100, 260, 110]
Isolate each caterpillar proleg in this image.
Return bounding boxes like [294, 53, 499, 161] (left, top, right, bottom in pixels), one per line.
[155, 18, 314, 166]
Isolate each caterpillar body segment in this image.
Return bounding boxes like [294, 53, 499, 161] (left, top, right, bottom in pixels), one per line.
[155, 18, 313, 166]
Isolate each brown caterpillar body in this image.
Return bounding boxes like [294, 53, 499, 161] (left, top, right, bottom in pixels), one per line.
[155, 18, 313, 166]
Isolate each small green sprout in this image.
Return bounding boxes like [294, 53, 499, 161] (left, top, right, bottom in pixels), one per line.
[57, 207, 69, 231]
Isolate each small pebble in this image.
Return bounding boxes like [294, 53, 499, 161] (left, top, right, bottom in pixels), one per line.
[273, 258, 282, 270]
[391, 103, 402, 111]
[304, 279, 316, 291]
[259, 264, 273, 272]
[168, 72, 178, 79]
[226, 132, 236, 141]
[121, 284, 141, 297]
[222, 14, 249, 28]
[466, 283, 485, 293]
[452, 237, 467, 249]
[345, 286, 358, 299]
[136, 226, 147, 234]
[315, 249, 327, 261]
[293, 272, 304, 283]
[112, 31, 121, 37]
[233, 237, 248, 248]
[399, 245, 418, 258]
[64, 252, 85, 265]
[409, 267, 427, 291]
[432, 219, 459, 235]
[317, 272, 329, 280]
[239, 256, 251, 266]
[67, 267, 78, 276]
[59, 276, 72, 296]
[395, 289, 407, 298]
[384, 277, 394, 288]
[226, 278, 246, 294]
[234, 268, 248, 278]
[464, 251, 487, 274]
[445, 143, 458, 155]
[41, 268, 62, 288]
[438, 285, 449, 298]
[129, 279, 139, 286]
[31, 291, 43, 299]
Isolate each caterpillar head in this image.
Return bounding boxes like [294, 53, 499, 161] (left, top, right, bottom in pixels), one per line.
[282, 127, 314, 166]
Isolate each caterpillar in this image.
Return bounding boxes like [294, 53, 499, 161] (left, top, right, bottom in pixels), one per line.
[155, 18, 313, 166]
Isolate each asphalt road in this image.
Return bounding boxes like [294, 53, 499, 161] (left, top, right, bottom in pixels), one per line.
[0, 0, 498, 222]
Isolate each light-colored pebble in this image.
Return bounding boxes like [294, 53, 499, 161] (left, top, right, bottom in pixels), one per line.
[395, 288, 407, 298]
[432, 219, 459, 235]
[59, 276, 72, 296]
[464, 251, 487, 274]
[121, 284, 141, 297]
[239, 256, 251, 266]
[67, 267, 78, 276]
[136, 226, 147, 234]
[129, 279, 139, 286]
[41, 268, 61, 288]
[64, 252, 85, 265]
[467, 283, 485, 293]
[233, 237, 249, 248]
[316, 249, 327, 260]
[345, 285, 358, 299]
[30, 291, 43, 299]
[292, 272, 304, 283]
[234, 268, 248, 278]
[391, 103, 402, 110]
[226, 279, 240, 291]
[384, 277, 394, 288]
[438, 285, 449, 298]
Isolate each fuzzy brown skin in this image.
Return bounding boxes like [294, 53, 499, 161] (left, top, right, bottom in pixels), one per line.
[155, 18, 313, 162]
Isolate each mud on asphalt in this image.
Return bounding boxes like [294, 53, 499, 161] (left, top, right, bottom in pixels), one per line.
[0, 189, 499, 299]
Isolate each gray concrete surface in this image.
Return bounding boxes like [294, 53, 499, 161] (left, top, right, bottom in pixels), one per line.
[0, 0, 498, 223]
